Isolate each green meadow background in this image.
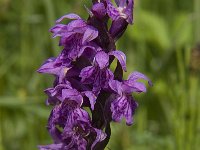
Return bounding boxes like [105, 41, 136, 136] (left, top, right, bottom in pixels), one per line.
[0, 0, 200, 149]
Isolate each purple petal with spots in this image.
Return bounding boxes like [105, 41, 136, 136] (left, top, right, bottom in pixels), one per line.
[46, 101, 92, 149]
[47, 107, 63, 143]
[79, 66, 95, 83]
[110, 95, 138, 125]
[106, 0, 134, 24]
[67, 19, 87, 32]
[82, 26, 98, 44]
[62, 89, 83, 105]
[68, 107, 90, 124]
[106, 0, 120, 21]
[95, 51, 109, 69]
[45, 83, 72, 105]
[104, 69, 114, 90]
[62, 120, 106, 150]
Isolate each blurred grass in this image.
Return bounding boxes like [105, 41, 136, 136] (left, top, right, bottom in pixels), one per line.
[0, 0, 200, 150]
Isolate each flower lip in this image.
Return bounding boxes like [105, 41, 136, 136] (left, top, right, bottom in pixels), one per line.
[94, 51, 109, 69]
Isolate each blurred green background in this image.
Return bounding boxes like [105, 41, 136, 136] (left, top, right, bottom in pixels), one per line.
[0, 0, 200, 149]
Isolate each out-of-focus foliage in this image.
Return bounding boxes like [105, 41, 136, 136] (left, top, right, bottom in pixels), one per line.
[0, 0, 199, 150]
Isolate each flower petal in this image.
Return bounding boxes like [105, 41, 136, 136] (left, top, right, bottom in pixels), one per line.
[122, 81, 146, 93]
[91, 129, 107, 149]
[92, 2, 106, 19]
[37, 57, 60, 75]
[128, 71, 152, 86]
[106, 0, 134, 24]
[56, 13, 81, 23]
[83, 91, 97, 110]
[49, 24, 68, 38]
[124, 0, 134, 24]
[78, 46, 96, 58]
[95, 51, 109, 69]
[67, 19, 87, 32]
[47, 108, 63, 143]
[38, 143, 64, 150]
[44, 82, 73, 105]
[110, 95, 138, 125]
[103, 69, 114, 90]
[116, 0, 127, 7]
[106, 0, 120, 21]
[82, 26, 98, 44]
[108, 79, 122, 95]
[79, 66, 95, 83]
[124, 96, 138, 125]
[62, 89, 83, 106]
[109, 50, 127, 71]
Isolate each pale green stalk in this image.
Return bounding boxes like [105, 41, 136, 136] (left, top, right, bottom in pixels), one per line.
[43, 0, 59, 56]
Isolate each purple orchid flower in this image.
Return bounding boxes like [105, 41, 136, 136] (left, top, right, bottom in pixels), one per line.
[62, 120, 106, 150]
[79, 50, 127, 93]
[44, 83, 83, 106]
[37, 51, 72, 83]
[106, 0, 134, 40]
[39, 99, 106, 150]
[46, 100, 89, 142]
[79, 51, 114, 94]
[50, 14, 98, 61]
[39, 121, 106, 150]
[108, 71, 152, 125]
[38, 0, 151, 149]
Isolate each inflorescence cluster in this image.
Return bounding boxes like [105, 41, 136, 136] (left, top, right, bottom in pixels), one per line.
[38, 0, 152, 149]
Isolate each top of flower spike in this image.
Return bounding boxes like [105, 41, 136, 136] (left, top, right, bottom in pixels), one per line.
[106, 0, 134, 24]
[91, 2, 107, 19]
[50, 15, 99, 45]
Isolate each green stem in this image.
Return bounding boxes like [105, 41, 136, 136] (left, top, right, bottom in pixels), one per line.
[194, 0, 200, 43]
[175, 47, 187, 150]
[0, 110, 4, 150]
